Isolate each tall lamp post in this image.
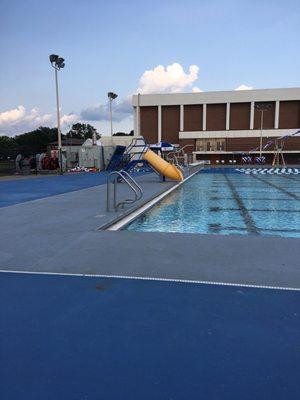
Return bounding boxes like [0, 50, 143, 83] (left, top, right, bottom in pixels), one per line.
[255, 103, 271, 157]
[107, 92, 118, 136]
[49, 54, 65, 174]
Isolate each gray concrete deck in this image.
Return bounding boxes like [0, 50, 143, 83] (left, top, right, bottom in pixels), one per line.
[0, 171, 300, 289]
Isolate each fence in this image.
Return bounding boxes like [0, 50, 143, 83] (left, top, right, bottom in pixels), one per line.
[0, 160, 16, 175]
[0, 145, 117, 176]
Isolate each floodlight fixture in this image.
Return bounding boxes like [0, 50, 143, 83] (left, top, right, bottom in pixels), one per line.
[49, 54, 59, 63]
[49, 54, 65, 70]
[56, 57, 65, 68]
[255, 103, 271, 112]
[108, 92, 118, 100]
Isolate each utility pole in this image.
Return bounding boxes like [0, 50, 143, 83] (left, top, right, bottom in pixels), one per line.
[49, 54, 65, 174]
[255, 103, 271, 157]
[107, 92, 118, 136]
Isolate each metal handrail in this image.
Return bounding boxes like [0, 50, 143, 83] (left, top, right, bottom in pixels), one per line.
[166, 144, 193, 161]
[107, 170, 143, 211]
[119, 170, 143, 199]
[124, 136, 149, 162]
[166, 144, 194, 168]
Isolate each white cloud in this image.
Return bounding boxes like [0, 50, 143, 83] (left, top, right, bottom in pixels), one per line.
[81, 96, 132, 122]
[0, 105, 26, 125]
[192, 86, 203, 93]
[137, 63, 200, 94]
[24, 108, 52, 125]
[60, 113, 79, 129]
[235, 84, 253, 91]
[81, 63, 202, 128]
[0, 106, 79, 136]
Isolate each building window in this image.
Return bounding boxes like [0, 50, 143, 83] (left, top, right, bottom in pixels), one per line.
[217, 141, 224, 151]
[196, 138, 226, 152]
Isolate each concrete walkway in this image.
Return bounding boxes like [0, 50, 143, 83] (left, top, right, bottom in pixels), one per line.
[0, 170, 299, 289]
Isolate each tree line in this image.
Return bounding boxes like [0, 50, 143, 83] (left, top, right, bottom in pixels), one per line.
[0, 124, 99, 158]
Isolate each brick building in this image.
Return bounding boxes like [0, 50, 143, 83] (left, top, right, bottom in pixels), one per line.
[132, 88, 300, 164]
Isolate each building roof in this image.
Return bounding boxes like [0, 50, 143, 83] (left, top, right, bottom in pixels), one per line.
[48, 138, 85, 146]
[132, 87, 300, 107]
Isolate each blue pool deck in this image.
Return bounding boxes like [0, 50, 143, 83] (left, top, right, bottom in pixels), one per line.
[1, 272, 299, 400]
[0, 170, 300, 399]
[0, 172, 115, 208]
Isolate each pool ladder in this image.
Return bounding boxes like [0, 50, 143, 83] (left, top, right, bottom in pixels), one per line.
[106, 170, 143, 211]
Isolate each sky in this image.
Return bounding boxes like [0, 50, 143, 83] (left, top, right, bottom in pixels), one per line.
[0, 0, 299, 137]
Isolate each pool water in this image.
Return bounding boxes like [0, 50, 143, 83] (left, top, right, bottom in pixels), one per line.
[126, 171, 300, 238]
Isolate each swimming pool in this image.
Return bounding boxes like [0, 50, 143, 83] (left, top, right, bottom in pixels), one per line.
[126, 170, 300, 238]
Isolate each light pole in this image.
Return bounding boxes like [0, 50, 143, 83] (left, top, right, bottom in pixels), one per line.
[49, 54, 65, 174]
[107, 92, 118, 136]
[255, 103, 271, 157]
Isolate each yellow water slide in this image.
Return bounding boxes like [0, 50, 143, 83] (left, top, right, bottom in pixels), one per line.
[143, 149, 183, 181]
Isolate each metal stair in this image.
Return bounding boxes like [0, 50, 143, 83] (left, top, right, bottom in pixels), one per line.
[106, 170, 143, 211]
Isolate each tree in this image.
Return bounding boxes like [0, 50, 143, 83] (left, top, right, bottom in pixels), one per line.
[14, 127, 60, 153]
[0, 136, 16, 148]
[0, 127, 60, 158]
[0, 136, 17, 159]
[66, 123, 100, 140]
